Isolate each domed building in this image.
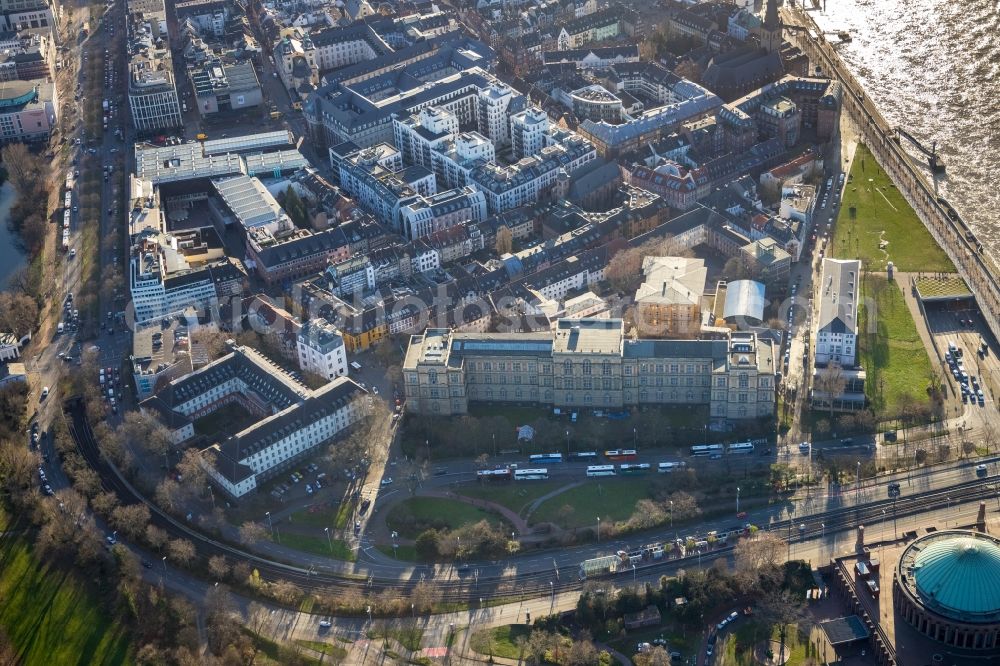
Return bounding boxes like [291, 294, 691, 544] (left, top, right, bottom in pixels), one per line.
[894, 530, 1000, 650]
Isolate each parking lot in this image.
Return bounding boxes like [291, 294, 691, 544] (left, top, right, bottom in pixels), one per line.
[924, 304, 999, 414]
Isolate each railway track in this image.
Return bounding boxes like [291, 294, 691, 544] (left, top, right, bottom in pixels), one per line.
[67, 399, 999, 601]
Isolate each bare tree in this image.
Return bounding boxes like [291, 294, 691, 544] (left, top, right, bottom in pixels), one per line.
[208, 555, 230, 581]
[145, 524, 169, 551]
[814, 362, 847, 418]
[110, 503, 151, 540]
[409, 580, 441, 613]
[154, 478, 183, 513]
[191, 327, 231, 362]
[270, 579, 303, 605]
[734, 531, 786, 592]
[167, 538, 196, 566]
[92, 490, 120, 515]
[757, 588, 808, 663]
[239, 521, 269, 546]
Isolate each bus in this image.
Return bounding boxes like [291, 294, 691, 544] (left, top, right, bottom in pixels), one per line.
[569, 451, 598, 461]
[586, 465, 616, 477]
[727, 442, 755, 455]
[657, 461, 686, 473]
[514, 468, 549, 481]
[529, 453, 563, 464]
[690, 444, 725, 457]
[477, 468, 512, 482]
[604, 449, 637, 461]
[619, 463, 651, 475]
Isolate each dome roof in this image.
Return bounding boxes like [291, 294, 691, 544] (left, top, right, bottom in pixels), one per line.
[913, 534, 1000, 619]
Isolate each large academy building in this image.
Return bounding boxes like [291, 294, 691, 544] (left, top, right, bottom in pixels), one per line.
[402, 318, 776, 423]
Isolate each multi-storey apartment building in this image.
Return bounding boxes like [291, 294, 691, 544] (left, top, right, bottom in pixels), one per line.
[297, 318, 348, 381]
[403, 318, 775, 423]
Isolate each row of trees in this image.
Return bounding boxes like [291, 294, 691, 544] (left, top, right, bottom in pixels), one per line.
[414, 519, 514, 561]
[574, 532, 809, 664]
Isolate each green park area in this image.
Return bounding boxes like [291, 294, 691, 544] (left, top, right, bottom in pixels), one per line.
[832, 143, 954, 273]
[858, 275, 934, 416]
[278, 531, 356, 561]
[0, 512, 133, 665]
[530, 478, 653, 529]
[469, 624, 534, 660]
[457, 481, 563, 517]
[386, 497, 508, 539]
[719, 622, 821, 666]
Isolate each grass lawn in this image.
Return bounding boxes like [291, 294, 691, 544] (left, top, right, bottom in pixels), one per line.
[469, 625, 532, 659]
[386, 497, 507, 539]
[0, 513, 133, 665]
[278, 531, 356, 561]
[530, 479, 652, 529]
[376, 543, 420, 561]
[606, 622, 698, 660]
[367, 624, 424, 651]
[858, 275, 933, 415]
[243, 630, 323, 665]
[194, 402, 258, 438]
[720, 621, 813, 666]
[290, 504, 347, 529]
[832, 144, 954, 272]
[456, 481, 565, 517]
[293, 639, 348, 661]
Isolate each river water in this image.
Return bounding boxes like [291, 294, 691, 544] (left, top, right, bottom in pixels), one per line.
[0, 181, 27, 288]
[809, 0, 1000, 258]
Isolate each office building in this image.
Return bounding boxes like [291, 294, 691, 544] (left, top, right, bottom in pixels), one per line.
[141, 344, 367, 497]
[127, 0, 182, 131]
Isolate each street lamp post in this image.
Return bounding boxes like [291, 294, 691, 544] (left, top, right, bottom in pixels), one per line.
[670, 500, 673, 528]
[565, 430, 570, 454]
[736, 487, 741, 515]
[856, 461, 861, 502]
[821, 523, 825, 540]
[596, 516, 600, 542]
[161, 556, 167, 574]
[325, 526, 333, 554]
[265, 511, 273, 537]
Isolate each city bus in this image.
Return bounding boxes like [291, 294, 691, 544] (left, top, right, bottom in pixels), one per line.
[657, 461, 686, 473]
[586, 465, 616, 477]
[477, 468, 512, 482]
[529, 453, 563, 464]
[618, 463, 651, 475]
[727, 442, 755, 455]
[514, 468, 549, 481]
[690, 444, 725, 457]
[569, 451, 598, 461]
[604, 449, 637, 461]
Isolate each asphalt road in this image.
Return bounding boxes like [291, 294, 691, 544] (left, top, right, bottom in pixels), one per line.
[67, 394, 1000, 603]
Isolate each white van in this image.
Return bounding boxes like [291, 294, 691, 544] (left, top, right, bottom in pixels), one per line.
[57, 322, 64, 334]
